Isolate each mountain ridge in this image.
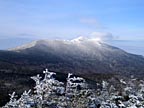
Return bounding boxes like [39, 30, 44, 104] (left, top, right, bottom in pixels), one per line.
[1, 37, 144, 77]
[10, 37, 102, 51]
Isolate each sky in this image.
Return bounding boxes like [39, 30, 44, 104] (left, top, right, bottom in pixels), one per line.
[0, 0, 144, 55]
[0, 0, 144, 40]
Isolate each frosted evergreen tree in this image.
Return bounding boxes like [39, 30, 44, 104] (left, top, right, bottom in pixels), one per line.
[2, 69, 144, 108]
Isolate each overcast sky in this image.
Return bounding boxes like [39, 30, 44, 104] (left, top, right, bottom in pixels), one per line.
[0, 0, 144, 40]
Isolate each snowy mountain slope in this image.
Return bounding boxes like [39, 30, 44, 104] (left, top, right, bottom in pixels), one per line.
[10, 37, 127, 62]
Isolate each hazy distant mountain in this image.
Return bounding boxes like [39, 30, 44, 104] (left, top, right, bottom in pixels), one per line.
[0, 37, 34, 50]
[107, 40, 144, 56]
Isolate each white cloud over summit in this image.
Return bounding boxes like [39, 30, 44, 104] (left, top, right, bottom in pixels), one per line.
[89, 32, 114, 41]
[71, 32, 116, 43]
[87, 32, 115, 41]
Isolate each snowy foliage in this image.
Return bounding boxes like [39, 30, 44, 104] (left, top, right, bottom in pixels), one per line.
[3, 69, 144, 108]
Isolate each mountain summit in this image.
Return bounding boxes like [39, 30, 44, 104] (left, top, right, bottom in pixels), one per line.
[11, 36, 102, 51]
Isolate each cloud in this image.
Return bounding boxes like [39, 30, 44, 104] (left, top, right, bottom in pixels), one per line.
[88, 32, 115, 41]
[80, 18, 107, 29]
[80, 18, 98, 25]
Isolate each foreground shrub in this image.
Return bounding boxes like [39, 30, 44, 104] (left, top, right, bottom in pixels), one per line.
[3, 69, 144, 108]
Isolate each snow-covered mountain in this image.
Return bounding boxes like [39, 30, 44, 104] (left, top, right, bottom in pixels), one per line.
[10, 37, 126, 61]
[4, 37, 144, 76]
[11, 37, 102, 51]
